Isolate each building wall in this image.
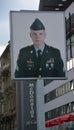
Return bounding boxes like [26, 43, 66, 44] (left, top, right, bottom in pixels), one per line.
[0, 44, 17, 130]
[44, 2, 74, 130]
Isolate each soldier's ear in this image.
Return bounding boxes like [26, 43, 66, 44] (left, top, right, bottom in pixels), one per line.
[44, 31, 46, 38]
[30, 32, 32, 38]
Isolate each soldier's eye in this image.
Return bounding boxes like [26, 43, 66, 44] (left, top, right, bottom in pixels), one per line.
[33, 33, 37, 36]
[39, 33, 42, 35]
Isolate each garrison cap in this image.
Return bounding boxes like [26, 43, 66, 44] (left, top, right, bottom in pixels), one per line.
[30, 18, 45, 30]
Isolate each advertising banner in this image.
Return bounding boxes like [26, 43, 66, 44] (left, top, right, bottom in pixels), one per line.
[10, 10, 67, 79]
[16, 80, 37, 130]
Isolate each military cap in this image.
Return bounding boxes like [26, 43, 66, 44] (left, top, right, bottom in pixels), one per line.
[30, 18, 45, 30]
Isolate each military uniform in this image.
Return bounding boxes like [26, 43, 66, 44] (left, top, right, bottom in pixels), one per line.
[15, 18, 65, 78]
[15, 44, 65, 78]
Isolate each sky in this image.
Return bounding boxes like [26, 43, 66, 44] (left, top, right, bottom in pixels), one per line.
[0, 0, 40, 56]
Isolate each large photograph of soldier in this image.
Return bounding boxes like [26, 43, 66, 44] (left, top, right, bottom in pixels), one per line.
[10, 11, 67, 79]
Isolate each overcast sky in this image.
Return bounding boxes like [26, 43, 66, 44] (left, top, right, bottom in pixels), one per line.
[0, 0, 40, 56]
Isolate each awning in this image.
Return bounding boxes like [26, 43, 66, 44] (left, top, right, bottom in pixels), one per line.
[45, 114, 74, 128]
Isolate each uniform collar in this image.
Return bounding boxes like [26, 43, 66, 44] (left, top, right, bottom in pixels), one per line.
[33, 43, 45, 55]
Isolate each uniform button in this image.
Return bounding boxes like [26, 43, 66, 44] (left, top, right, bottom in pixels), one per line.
[39, 68, 42, 71]
[30, 50, 33, 54]
[38, 75, 41, 78]
[49, 68, 51, 70]
[46, 63, 49, 68]
[28, 68, 31, 70]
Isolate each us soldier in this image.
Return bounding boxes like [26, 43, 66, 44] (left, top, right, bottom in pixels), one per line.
[15, 18, 65, 78]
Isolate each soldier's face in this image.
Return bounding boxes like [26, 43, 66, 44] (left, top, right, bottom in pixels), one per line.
[30, 30, 46, 47]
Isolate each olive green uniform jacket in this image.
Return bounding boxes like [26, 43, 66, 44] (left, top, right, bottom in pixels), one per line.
[15, 44, 65, 78]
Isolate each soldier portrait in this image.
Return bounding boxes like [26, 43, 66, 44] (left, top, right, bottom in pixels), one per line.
[14, 18, 66, 78]
[10, 11, 67, 79]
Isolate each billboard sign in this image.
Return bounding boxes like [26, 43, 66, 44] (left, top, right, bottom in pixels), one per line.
[10, 10, 67, 79]
[16, 80, 37, 130]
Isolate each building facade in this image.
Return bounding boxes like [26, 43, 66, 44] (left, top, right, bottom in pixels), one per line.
[0, 44, 17, 130]
[39, 1, 74, 130]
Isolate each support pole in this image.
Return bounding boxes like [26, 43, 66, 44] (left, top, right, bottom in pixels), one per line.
[36, 79, 45, 130]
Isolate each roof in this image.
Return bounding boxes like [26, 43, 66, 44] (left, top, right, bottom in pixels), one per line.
[39, 0, 74, 11]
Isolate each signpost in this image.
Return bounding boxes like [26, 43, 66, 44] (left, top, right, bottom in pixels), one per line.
[16, 79, 45, 130]
[10, 10, 67, 130]
[10, 10, 67, 80]
[36, 79, 45, 130]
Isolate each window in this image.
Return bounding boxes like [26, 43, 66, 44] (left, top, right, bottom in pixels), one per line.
[73, 58, 74, 68]
[66, 104, 70, 114]
[50, 90, 56, 100]
[57, 87, 61, 97]
[45, 102, 74, 121]
[62, 105, 66, 114]
[45, 93, 50, 102]
[62, 85, 66, 94]
[56, 88, 58, 97]
[72, 102, 74, 112]
[65, 82, 72, 93]
[70, 80, 74, 90]
[47, 111, 51, 119]
[69, 59, 73, 69]
[45, 80, 74, 103]
[67, 82, 71, 92]
[67, 60, 70, 71]
[71, 34, 74, 44]
[61, 107, 64, 115]
[67, 58, 74, 71]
